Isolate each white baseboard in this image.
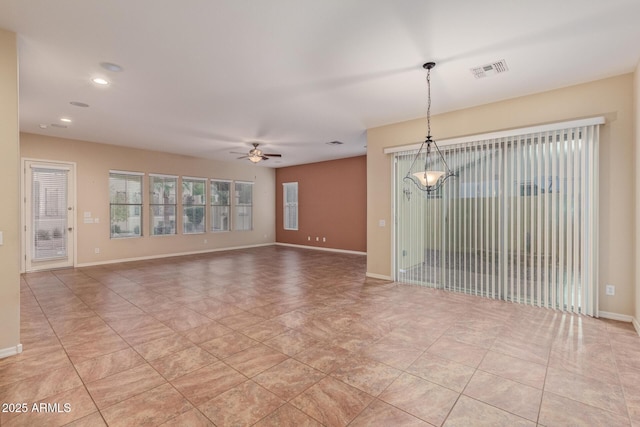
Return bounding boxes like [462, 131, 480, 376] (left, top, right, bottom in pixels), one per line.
[0, 344, 23, 359]
[76, 243, 275, 268]
[365, 272, 393, 281]
[633, 317, 640, 336]
[598, 311, 634, 322]
[275, 242, 366, 256]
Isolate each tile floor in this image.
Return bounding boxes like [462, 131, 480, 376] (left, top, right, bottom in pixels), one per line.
[2, 246, 640, 426]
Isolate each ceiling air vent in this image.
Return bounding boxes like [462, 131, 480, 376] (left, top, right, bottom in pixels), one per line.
[471, 59, 509, 79]
[326, 140, 344, 145]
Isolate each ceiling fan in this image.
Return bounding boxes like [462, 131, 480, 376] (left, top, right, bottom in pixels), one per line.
[232, 143, 282, 163]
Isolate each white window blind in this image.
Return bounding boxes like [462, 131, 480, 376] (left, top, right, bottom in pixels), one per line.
[234, 181, 253, 231]
[394, 122, 599, 315]
[283, 182, 298, 230]
[210, 180, 231, 232]
[182, 177, 206, 234]
[32, 167, 69, 259]
[150, 175, 177, 235]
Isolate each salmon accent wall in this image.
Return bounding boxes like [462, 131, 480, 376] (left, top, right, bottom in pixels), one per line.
[275, 156, 366, 252]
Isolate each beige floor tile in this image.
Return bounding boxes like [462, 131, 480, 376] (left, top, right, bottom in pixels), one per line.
[101, 383, 192, 427]
[330, 355, 401, 396]
[291, 376, 373, 426]
[253, 403, 322, 426]
[379, 372, 459, 426]
[149, 346, 218, 381]
[350, 399, 432, 427]
[199, 331, 259, 358]
[73, 348, 145, 383]
[223, 343, 289, 377]
[478, 350, 546, 389]
[85, 364, 165, 409]
[407, 352, 475, 392]
[198, 380, 284, 426]
[538, 391, 631, 427]
[253, 358, 325, 401]
[171, 362, 247, 406]
[444, 395, 535, 426]
[464, 370, 542, 421]
[159, 408, 213, 426]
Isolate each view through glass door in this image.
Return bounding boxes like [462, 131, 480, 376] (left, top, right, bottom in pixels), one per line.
[24, 160, 75, 271]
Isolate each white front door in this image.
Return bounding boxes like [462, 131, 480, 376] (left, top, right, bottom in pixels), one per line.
[24, 160, 75, 271]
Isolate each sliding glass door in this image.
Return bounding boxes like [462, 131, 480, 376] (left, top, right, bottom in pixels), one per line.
[394, 123, 599, 315]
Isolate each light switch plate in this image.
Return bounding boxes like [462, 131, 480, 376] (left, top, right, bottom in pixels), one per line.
[0, 231, 3, 245]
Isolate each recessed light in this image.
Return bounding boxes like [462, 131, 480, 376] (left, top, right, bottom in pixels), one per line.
[70, 101, 89, 108]
[100, 62, 123, 72]
[92, 77, 109, 85]
[60, 118, 72, 123]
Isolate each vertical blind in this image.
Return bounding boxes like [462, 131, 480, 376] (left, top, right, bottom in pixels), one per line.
[394, 121, 600, 315]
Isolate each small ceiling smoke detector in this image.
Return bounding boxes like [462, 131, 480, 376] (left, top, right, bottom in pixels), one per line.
[100, 62, 123, 72]
[70, 101, 89, 107]
[471, 59, 509, 79]
[326, 140, 344, 145]
[50, 123, 68, 128]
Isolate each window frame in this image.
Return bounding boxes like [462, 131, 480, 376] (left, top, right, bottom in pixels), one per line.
[283, 182, 298, 230]
[109, 170, 144, 239]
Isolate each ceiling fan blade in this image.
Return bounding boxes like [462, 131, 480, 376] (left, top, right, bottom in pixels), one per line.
[264, 153, 282, 157]
[230, 151, 247, 155]
[236, 155, 249, 159]
[261, 156, 270, 160]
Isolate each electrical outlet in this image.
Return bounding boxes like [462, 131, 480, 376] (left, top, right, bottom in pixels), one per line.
[204, 239, 208, 244]
[605, 284, 615, 296]
[322, 237, 326, 242]
[316, 237, 319, 241]
[94, 248, 100, 254]
[307, 236, 311, 241]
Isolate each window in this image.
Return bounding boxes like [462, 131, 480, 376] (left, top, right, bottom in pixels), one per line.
[210, 180, 231, 232]
[109, 171, 143, 238]
[234, 181, 253, 231]
[182, 177, 206, 234]
[283, 182, 298, 230]
[150, 174, 177, 235]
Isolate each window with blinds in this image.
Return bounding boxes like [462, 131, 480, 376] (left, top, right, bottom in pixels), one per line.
[109, 171, 143, 238]
[234, 181, 253, 231]
[211, 180, 231, 232]
[182, 177, 206, 234]
[283, 182, 298, 230]
[394, 120, 600, 315]
[150, 174, 177, 236]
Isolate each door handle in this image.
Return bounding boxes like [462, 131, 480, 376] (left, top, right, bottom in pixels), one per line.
[68, 227, 73, 232]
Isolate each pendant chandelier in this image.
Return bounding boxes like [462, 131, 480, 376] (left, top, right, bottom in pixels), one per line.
[404, 62, 455, 192]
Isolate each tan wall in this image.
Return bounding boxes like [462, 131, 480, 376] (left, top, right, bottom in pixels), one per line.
[368, 74, 635, 315]
[635, 62, 640, 325]
[0, 29, 21, 355]
[21, 133, 276, 266]
[275, 156, 366, 252]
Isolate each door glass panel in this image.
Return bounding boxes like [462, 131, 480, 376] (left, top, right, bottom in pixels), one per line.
[32, 167, 68, 260]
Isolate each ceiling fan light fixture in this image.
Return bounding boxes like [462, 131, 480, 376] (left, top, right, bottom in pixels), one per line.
[248, 155, 262, 163]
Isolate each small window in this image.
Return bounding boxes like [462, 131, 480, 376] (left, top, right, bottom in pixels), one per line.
[109, 171, 143, 238]
[210, 180, 231, 232]
[283, 182, 298, 230]
[150, 174, 177, 235]
[182, 177, 206, 234]
[234, 181, 253, 231]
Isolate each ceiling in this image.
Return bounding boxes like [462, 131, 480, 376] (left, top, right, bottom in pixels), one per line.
[1, 0, 639, 167]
